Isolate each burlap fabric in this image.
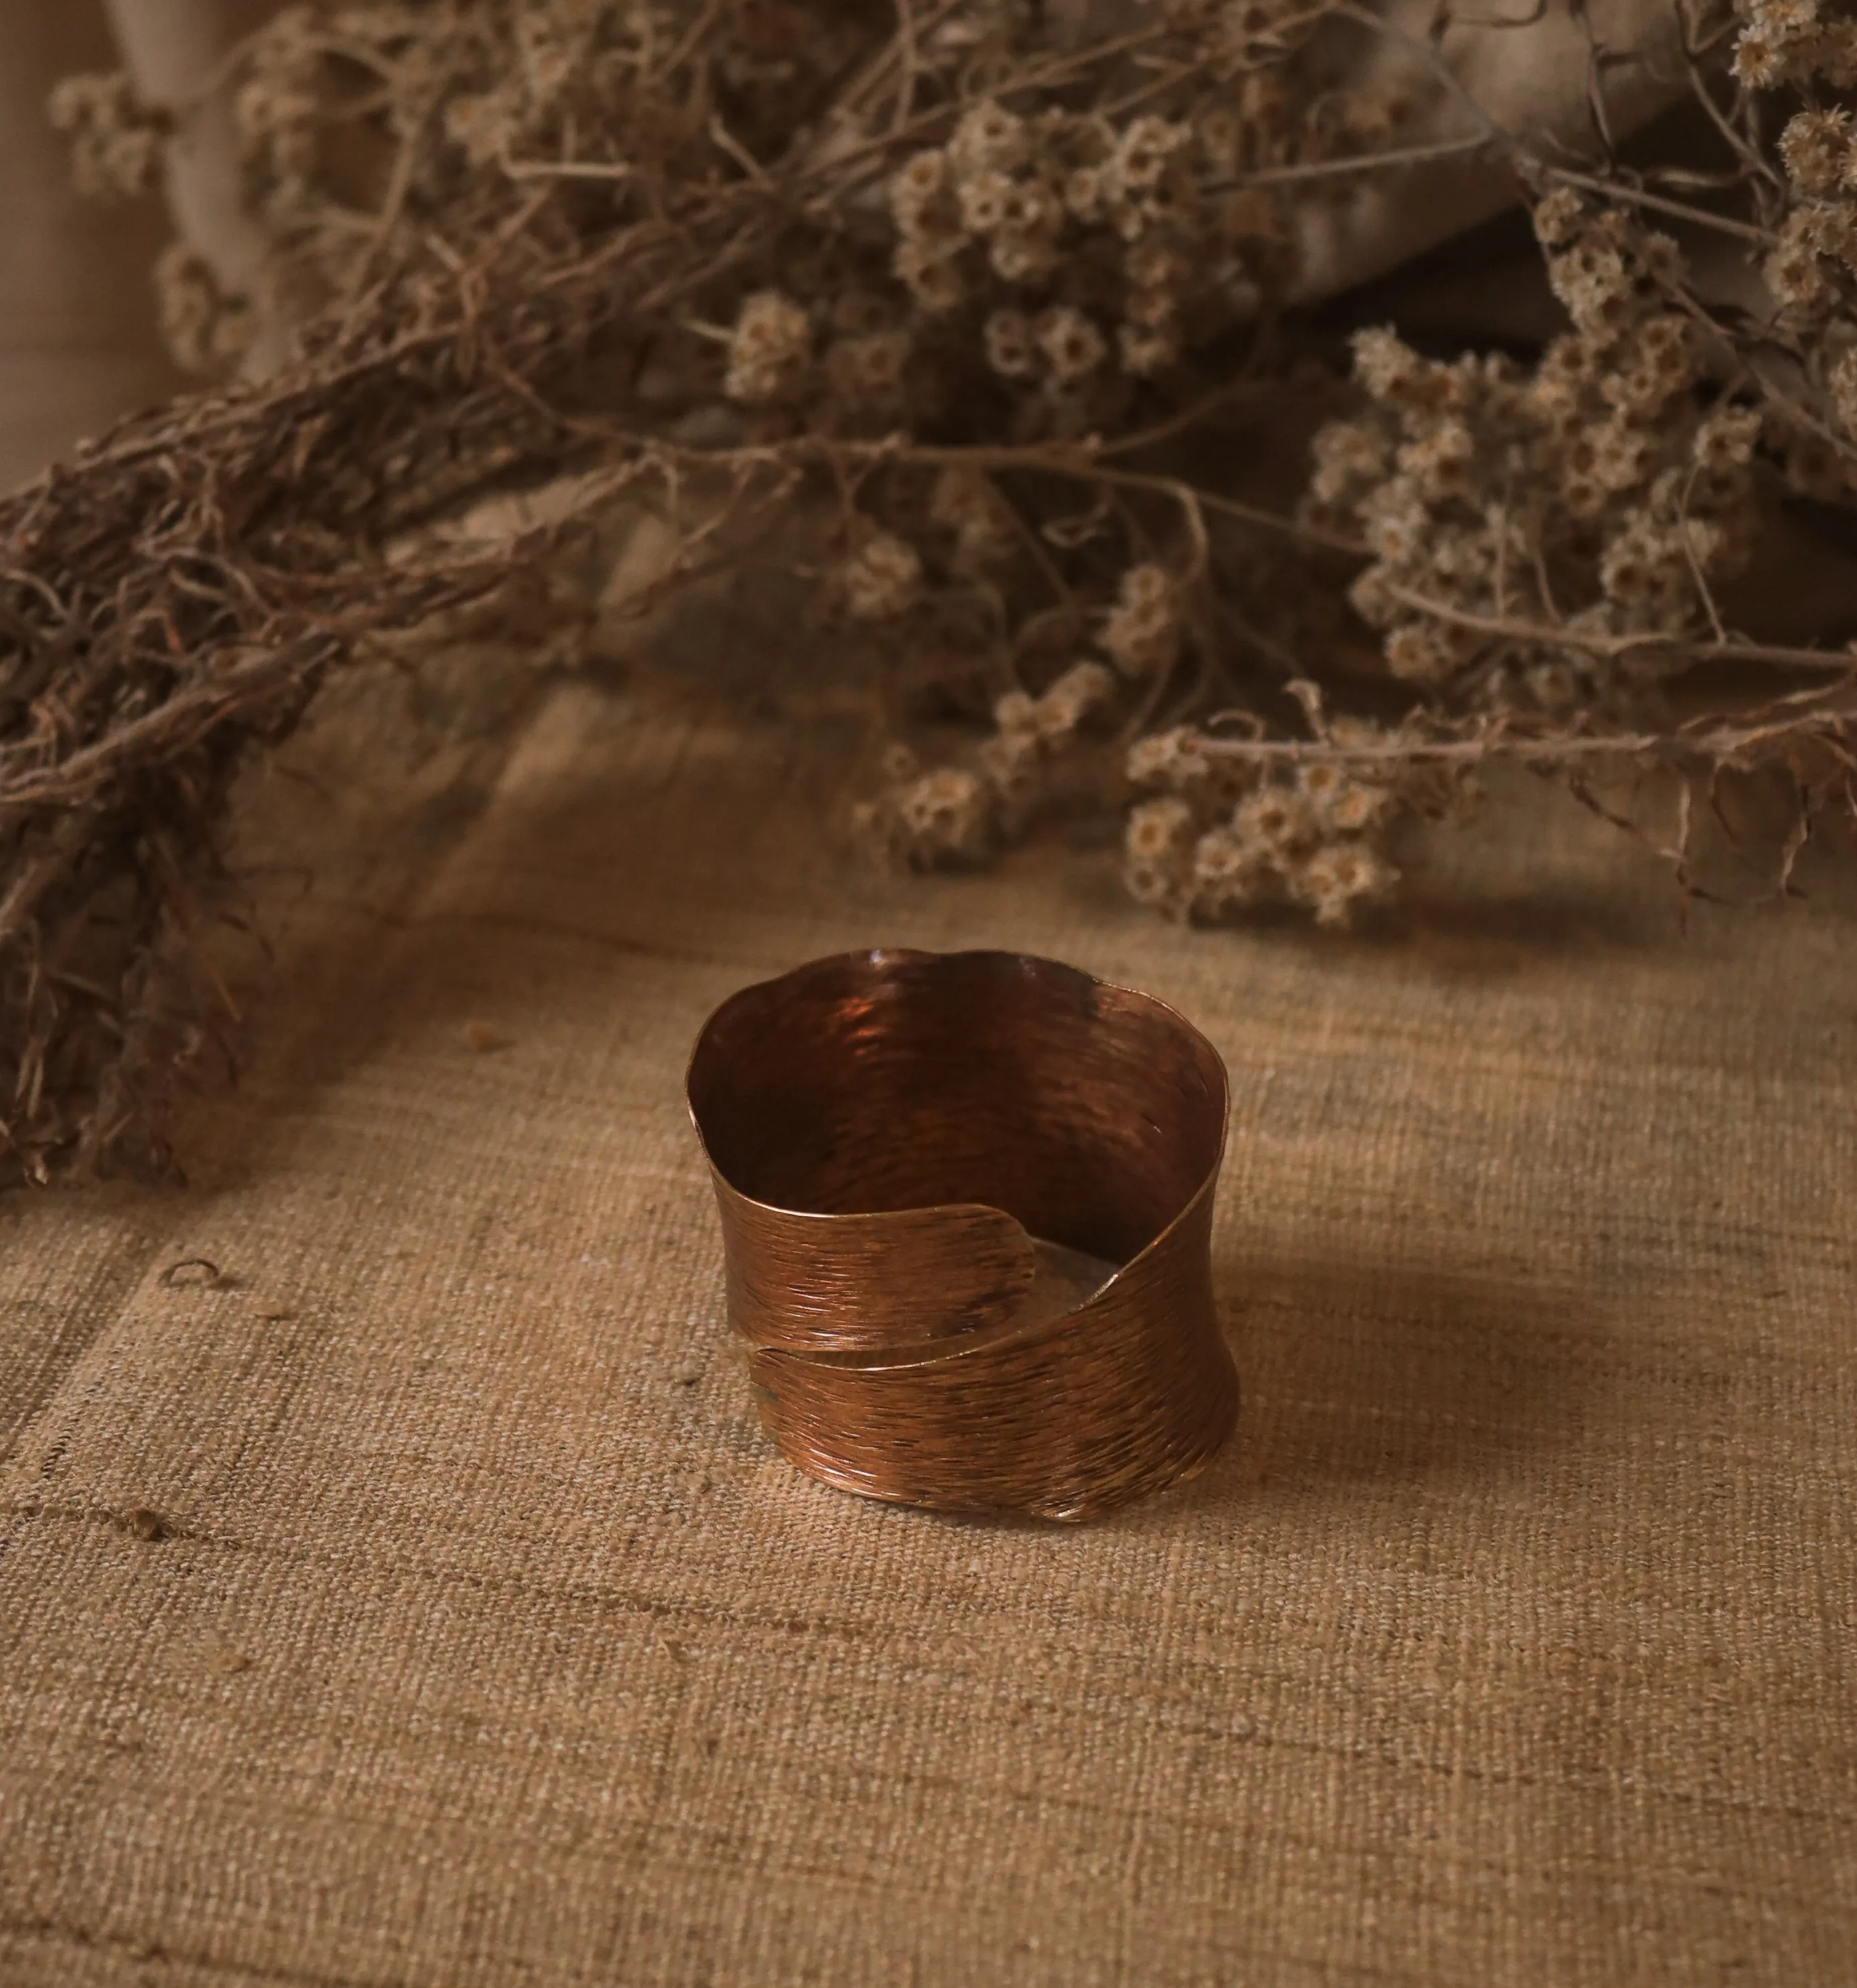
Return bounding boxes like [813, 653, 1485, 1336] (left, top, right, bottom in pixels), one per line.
[3, 574, 1855, 1984]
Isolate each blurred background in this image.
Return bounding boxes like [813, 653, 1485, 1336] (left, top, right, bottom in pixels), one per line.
[0, 0, 274, 491]
[1, 4, 176, 490]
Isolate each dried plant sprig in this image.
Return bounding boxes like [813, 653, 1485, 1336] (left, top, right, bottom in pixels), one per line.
[5, 0, 1854, 1186]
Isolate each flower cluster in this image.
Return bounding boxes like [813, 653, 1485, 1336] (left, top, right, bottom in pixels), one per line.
[721, 284, 923, 431]
[927, 469, 1016, 574]
[1733, 0, 1857, 90]
[234, 16, 331, 222]
[1759, 104, 1857, 492]
[1767, 110, 1857, 335]
[724, 291, 813, 406]
[887, 96, 1288, 430]
[861, 757, 996, 868]
[858, 654, 1120, 865]
[153, 244, 257, 377]
[1100, 564, 1183, 679]
[1122, 722, 1401, 927]
[837, 532, 925, 623]
[1722, 3, 1857, 494]
[48, 71, 169, 200]
[224, 1, 868, 326]
[979, 661, 1118, 823]
[1310, 192, 1763, 715]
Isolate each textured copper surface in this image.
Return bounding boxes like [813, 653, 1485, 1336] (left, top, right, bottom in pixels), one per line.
[686, 949, 1237, 1521]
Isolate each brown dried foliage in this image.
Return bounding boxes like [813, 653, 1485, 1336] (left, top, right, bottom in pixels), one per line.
[5, 0, 1856, 1184]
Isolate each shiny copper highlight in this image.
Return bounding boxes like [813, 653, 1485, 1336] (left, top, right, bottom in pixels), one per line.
[686, 948, 1237, 1521]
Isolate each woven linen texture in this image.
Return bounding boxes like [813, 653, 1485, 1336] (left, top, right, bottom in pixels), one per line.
[3, 586, 1854, 1987]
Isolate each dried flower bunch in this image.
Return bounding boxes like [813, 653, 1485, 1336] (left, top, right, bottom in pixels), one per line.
[3, 0, 1854, 1183]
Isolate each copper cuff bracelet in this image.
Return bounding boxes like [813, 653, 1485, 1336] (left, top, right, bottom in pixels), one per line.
[686, 948, 1238, 1521]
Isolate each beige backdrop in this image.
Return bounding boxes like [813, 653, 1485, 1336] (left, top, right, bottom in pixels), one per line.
[2, 552, 1854, 1983]
[0, 3, 179, 492]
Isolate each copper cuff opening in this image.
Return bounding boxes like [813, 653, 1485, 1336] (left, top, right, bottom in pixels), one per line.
[685, 948, 1237, 1521]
